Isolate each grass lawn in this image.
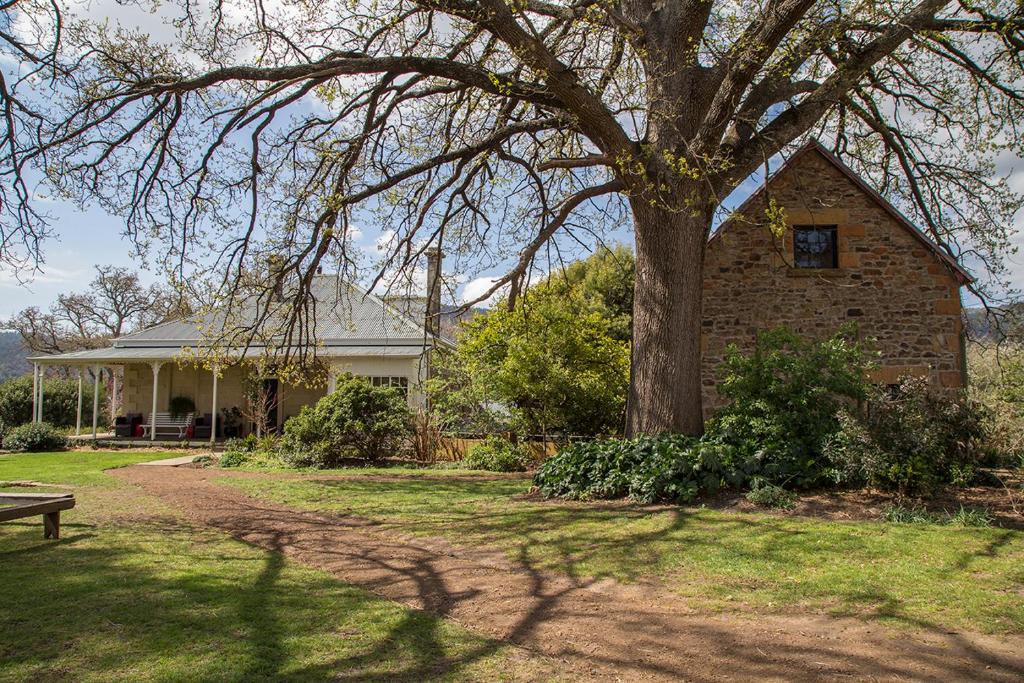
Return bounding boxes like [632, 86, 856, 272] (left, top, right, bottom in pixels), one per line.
[0, 452, 561, 682]
[220, 471, 1024, 635]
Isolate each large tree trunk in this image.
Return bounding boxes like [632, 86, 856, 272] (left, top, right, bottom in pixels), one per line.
[626, 201, 711, 437]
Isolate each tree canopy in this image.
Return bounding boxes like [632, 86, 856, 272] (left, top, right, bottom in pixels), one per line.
[2, 0, 1022, 433]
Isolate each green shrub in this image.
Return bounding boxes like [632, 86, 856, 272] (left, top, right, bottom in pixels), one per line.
[947, 505, 994, 527]
[745, 481, 797, 509]
[534, 436, 746, 504]
[461, 437, 532, 472]
[824, 377, 989, 494]
[967, 343, 1024, 464]
[280, 374, 412, 467]
[882, 503, 994, 527]
[219, 440, 251, 468]
[881, 504, 942, 524]
[2, 422, 69, 452]
[0, 374, 107, 428]
[220, 434, 282, 468]
[708, 326, 874, 488]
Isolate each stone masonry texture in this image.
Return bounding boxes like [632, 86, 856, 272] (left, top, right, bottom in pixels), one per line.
[701, 146, 966, 415]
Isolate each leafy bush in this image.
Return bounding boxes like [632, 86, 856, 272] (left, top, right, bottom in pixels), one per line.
[882, 503, 993, 527]
[824, 377, 989, 494]
[968, 343, 1024, 464]
[534, 435, 745, 504]
[2, 422, 69, 452]
[0, 374, 107, 428]
[428, 292, 629, 437]
[280, 374, 412, 467]
[881, 504, 942, 524]
[461, 436, 532, 472]
[220, 434, 281, 468]
[745, 481, 797, 509]
[947, 505, 994, 527]
[708, 326, 874, 488]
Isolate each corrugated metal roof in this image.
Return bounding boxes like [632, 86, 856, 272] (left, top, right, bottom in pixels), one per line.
[31, 343, 429, 365]
[118, 276, 431, 345]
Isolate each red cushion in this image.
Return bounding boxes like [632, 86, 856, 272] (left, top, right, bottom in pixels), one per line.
[134, 424, 144, 437]
[186, 425, 195, 439]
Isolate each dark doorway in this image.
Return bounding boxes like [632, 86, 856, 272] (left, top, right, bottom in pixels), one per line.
[263, 378, 280, 433]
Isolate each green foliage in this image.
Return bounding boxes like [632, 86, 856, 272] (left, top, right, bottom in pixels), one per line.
[461, 436, 532, 472]
[2, 422, 69, 452]
[431, 297, 629, 436]
[429, 247, 633, 437]
[536, 245, 635, 342]
[745, 481, 797, 509]
[0, 374, 107, 428]
[709, 326, 875, 487]
[824, 377, 990, 494]
[967, 343, 1024, 464]
[168, 395, 196, 418]
[280, 374, 412, 467]
[221, 434, 283, 468]
[534, 435, 745, 504]
[882, 503, 993, 527]
[535, 326, 993, 504]
[948, 505, 995, 527]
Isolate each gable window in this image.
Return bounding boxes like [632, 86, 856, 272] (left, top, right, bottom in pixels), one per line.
[793, 225, 838, 269]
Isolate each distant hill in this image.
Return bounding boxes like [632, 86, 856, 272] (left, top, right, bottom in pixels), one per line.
[0, 331, 30, 380]
[964, 304, 1024, 342]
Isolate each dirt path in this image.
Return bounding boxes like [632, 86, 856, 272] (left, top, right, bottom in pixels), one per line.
[114, 465, 1024, 682]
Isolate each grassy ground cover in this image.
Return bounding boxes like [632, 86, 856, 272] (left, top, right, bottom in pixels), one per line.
[0, 452, 560, 682]
[220, 472, 1024, 635]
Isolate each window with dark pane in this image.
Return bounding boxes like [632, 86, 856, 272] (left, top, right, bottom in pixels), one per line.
[793, 225, 838, 268]
[367, 376, 409, 397]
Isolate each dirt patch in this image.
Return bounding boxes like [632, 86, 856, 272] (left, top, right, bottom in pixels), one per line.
[113, 464, 1024, 682]
[699, 479, 1024, 529]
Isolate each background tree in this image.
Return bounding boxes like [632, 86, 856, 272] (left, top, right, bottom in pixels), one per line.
[431, 250, 632, 436]
[4, 265, 185, 355]
[539, 244, 635, 342]
[3, 0, 1022, 434]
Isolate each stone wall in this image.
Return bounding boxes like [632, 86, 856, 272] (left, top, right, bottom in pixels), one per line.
[701, 148, 966, 415]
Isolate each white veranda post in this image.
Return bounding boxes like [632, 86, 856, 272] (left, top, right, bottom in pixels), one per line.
[210, 364, 219, 446]
[110, 368, 118, 420]
[31, 364, 39, 423]
[76, 369, 83, 436]
[91, 365, 101, 439]
[37, 365, 44, 423]
[149, 361, 163, 442]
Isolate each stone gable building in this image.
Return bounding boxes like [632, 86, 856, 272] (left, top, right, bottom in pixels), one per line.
[702, 140, 972, 414]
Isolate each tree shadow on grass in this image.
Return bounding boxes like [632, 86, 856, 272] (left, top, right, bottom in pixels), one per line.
[248, 475, 1024, 637]
[0, 519, 536, 682]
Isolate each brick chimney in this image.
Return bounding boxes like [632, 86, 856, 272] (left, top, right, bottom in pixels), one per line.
[425, 247, 442, 338]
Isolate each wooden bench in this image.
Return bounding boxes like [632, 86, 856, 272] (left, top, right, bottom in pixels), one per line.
[0, 493, 76, 539]
[141, 412, 195, 439]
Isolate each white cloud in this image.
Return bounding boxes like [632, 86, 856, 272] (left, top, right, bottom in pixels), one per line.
[0, 264, 83, 287]
[460, 276, 505, 307]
